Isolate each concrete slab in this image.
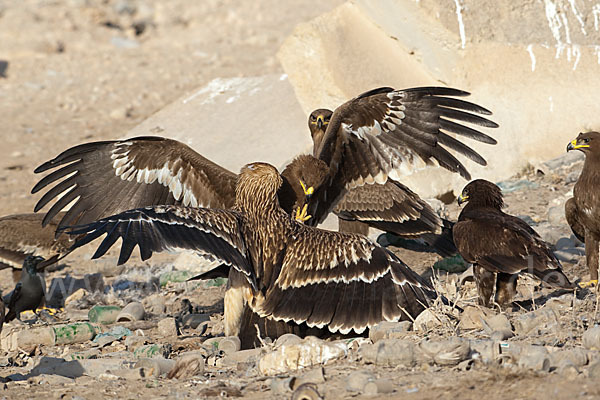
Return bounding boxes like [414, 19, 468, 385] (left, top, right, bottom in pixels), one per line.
[278, 0, 600, 198]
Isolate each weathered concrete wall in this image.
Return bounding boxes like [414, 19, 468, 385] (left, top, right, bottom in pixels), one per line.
[278, 0, 600, 198]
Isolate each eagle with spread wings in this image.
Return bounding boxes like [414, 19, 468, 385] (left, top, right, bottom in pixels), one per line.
[32, 86, 497, 342]
[67, 163, 437, 347]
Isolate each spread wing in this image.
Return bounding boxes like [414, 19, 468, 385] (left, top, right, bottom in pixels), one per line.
[66, 205, 256, 289]
[333, 180, 443, 237]
[308, 87, 498, 225]
[32, 136, 238, 236]
[0, 213, 72, 270]
[257, 225, 435, 335]
[453, 210, 572, 287]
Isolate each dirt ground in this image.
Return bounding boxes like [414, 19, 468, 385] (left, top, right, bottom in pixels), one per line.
[1, 1, 600, 399]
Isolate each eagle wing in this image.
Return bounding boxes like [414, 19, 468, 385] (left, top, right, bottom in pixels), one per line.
[308, 87, 498, 225]
[66, 205, 256, 289]
[257, 225, 435, 335]
[32, 136, 238, 236]
[333, 180, 443, 237]
[0, 213, 72, 270]
[453, 210, 570, 286]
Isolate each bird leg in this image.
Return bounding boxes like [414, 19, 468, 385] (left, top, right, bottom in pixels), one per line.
[580, 232, 599, 288]
[495, 273, 518, 305]
[474, 265, 495, 307]
[295, 204, 312, 223]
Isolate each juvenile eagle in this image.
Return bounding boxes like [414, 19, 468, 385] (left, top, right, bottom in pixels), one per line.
[453, 179, 573, 307]
[67, 162, 436, 347]
[32, 87, 497, 240]
[566, 131, 600, 288]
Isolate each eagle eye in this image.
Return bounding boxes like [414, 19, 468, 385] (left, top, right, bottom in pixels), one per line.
[583, 138, 590, 143]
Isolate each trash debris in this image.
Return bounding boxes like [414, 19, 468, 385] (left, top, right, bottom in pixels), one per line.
[116, 302, 145, 322]
[258, 337, 347, 375]
[88, 305, 121, 325]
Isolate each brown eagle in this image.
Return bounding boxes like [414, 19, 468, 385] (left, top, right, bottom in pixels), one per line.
[32, 87, 497, 241]
[0, 212, 72, 281]
[565, 131, 600, 288]
[453, 179, 573, 307]
[307, 108, 461, 256]
[67, 162, 436, 346]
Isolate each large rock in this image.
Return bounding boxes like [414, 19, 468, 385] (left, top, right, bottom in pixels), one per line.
[278, 0, 600, 197]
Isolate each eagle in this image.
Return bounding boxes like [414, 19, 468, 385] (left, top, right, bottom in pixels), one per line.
[0, 212, 72, 282]
[66, 162, 436, 347]
[32, 86, 497, 238]
[453, 179, 573, 307]
[307, 108, 461, 256]
[565, 131, 600, 288]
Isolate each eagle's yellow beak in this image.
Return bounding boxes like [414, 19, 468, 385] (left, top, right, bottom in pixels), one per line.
[567, 138, 589, 151]
[457, 194, 469, 206]
[316, 115, 325, 130]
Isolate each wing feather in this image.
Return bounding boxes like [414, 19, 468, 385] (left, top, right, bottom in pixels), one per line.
[32, 137, 238, 236]
[257, 226, 435, 334]
[66, 206, 256, 289]
[309, 87, 498, 225]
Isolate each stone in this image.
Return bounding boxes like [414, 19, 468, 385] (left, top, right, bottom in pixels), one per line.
[555, 360, 580, 378]
[64, 288, 87, 307]
[363, 379, 394, 395]
[588, 361, 600, 378]
[258, 337, 347, 375]
[369, 321, 412, 342]
[46, 273, 104, 308]
[417, 337, 470, 366]
[359, 339, 415, 368]
[157, 317, 178, 337]
[413, 309, 449, 332]
[30, 357, 129, 378]
[458, 306, 493, 330]
[345, 370, 375, 392]
[547, 204, 566, 226]
[582, 326, 600, 350]
[28, 374, 75, 385]
[537, 151, 584, 175]
[481, 313, 513, 339]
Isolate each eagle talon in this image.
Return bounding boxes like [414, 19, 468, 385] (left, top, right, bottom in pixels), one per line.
[578, 279, 598, 289]
[295, 204, 312, 223]
[299, 180, 314, 197]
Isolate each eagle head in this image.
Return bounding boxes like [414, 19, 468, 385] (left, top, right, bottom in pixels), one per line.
[567, 131, 600, 153]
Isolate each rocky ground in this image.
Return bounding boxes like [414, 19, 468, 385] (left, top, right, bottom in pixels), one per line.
[1, 1, 600, 399]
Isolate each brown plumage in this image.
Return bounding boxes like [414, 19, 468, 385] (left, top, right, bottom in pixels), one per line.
[0, 212, 72, 281]
[565, 131, 600, 287]
[305, 87, 498, 227]
[67, 162, 436, 348]
[32, 87, 497, 243]
[453, 179, 573, 307]
[308, 108, 457, 256]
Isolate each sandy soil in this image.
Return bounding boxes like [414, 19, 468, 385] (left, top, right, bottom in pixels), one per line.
[1, 1, 599, 399]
